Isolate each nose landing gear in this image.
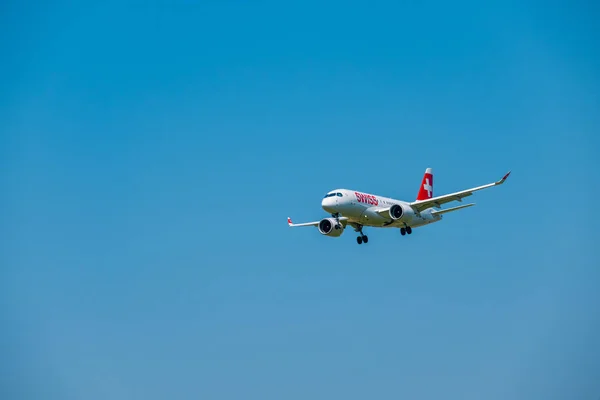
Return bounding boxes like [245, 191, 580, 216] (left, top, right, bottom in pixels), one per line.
[332, 213, 342, 230]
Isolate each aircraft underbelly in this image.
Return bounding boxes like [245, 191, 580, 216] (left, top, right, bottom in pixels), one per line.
[359, 210, 438, 228]
[338, 203, 362, 218]
[358, 208, 388, 226]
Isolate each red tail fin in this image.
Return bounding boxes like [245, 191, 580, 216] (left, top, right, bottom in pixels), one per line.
[416, 168, 433, 200]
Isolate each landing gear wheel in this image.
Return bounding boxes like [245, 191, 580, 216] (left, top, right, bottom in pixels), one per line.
[400, 228, 406, 236]
[406, 226, 412, 235]
[355, 224, 367, 245]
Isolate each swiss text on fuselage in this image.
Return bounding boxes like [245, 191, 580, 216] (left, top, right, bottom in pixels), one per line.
[354, 192, 379, 206]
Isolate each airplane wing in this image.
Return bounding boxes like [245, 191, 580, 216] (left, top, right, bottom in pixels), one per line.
[409, 171, 511, 213]
[287, 217, 319, 227]
[373, 207, 392, 218]
[287, 216, 348, 227]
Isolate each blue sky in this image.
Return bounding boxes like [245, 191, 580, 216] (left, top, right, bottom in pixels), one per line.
[1, 1, 599, 399]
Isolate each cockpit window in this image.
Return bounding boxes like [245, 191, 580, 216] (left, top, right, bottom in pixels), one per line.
[323, 193, 336, 198]
[336, 192, 343, 197]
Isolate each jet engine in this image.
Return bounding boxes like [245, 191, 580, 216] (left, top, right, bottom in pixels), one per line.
[318, 218, 344, 237]
[389, 204, 404, 219]
[388, 204, 416, 222]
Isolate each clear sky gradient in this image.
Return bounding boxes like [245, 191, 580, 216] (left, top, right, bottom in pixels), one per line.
[2, 1, 599, 399]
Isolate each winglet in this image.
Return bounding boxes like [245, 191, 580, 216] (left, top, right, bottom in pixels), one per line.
[287, 217, 293, 226]
[496, 171, 511, 185]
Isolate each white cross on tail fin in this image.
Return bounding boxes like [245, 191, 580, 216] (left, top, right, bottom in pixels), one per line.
[416, 168, 434, 200]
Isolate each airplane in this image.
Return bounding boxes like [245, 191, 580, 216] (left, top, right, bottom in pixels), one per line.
[287, 168, 511, 244]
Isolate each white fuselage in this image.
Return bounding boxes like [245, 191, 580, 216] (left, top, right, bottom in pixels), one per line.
[321, 189, 442, 229]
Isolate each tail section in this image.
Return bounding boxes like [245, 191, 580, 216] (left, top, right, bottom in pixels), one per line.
[416, 168, 433, 200]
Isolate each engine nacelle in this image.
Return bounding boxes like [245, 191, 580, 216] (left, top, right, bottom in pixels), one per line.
[318, 218, 344, 237]
[388, 203, 416, 222]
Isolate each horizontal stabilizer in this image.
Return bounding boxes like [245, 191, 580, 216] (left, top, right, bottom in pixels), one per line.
[431, 203, 475, 216]
[409, 170, 510, 213]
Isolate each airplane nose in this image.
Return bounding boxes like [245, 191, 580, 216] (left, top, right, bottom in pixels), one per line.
[322, 197, 335, 212]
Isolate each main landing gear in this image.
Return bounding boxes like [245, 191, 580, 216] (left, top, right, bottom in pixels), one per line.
[354, 224, 368, 245]
[400, 226, 412, 236]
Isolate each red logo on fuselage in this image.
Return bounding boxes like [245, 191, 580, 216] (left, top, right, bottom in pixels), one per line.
[354, 191, 379, 206]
